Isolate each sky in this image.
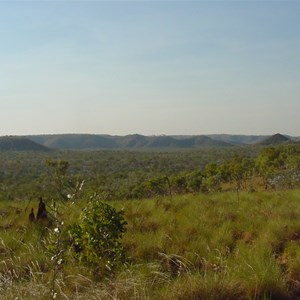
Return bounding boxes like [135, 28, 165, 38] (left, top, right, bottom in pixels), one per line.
[0, 1, 299, 136]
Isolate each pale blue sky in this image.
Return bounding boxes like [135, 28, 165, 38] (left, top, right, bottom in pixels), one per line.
[0, 1, 299, 136]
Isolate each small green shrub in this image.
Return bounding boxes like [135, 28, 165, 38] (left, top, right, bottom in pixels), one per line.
[68, 197, 127, 271]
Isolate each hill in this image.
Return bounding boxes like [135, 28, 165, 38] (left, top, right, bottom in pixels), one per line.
[115, 134, 150, 148]
[258, 133, 292, 145]
[28, 134, 118, 150]
[0, 136, 50, 151]
[193, 135, 232, 147]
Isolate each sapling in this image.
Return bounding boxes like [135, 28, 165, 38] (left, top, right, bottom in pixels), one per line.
[45, 159, 84, 299]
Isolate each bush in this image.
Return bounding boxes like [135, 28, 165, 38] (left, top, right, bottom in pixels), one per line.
[68, 197, 127, 271]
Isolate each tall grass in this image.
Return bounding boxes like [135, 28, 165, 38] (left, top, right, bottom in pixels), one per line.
[1, 190, 300, 299]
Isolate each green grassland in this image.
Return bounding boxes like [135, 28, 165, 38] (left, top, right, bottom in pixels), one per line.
[0, 144, 300, 299]
[0, 190, 300, 299]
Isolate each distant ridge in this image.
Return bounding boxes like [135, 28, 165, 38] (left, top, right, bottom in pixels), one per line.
[20, 133, 300, 150]
[207, 134, 268, 145]
[27, 134, 233, 149]
[0, 136, 50, 151]
[193, 136, 232, 147]
[258, 133, 291, 145]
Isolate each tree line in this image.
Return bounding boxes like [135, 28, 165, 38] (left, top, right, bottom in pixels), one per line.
[127, 145, 300, 200]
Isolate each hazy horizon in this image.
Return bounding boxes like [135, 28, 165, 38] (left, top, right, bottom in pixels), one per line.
[1, 132, 297, 139]
[1, 1, 299, 136]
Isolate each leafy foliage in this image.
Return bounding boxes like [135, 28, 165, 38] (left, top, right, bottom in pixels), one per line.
[68, 196, 127, 271]
[255, 145, 300, 189]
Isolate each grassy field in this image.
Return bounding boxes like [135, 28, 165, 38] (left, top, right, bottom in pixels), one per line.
[0, 190, 300, 299]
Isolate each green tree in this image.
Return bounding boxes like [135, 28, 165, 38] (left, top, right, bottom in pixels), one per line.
[227, 156, 254, 202]
[186, 170, 203, 193]
[255, 147, 283, 189]
[255, 145, 300, 189]
[171, 175, 188, 194]
[201, 163, 222, 193]
[278, 145, 300, 188]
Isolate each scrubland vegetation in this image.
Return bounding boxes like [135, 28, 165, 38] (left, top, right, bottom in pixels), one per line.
[0, 144, 300, 299]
